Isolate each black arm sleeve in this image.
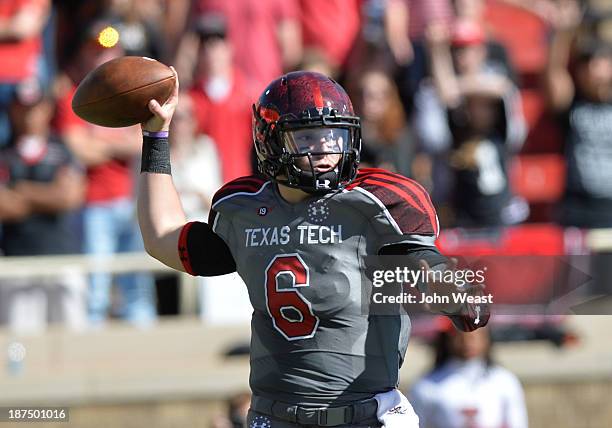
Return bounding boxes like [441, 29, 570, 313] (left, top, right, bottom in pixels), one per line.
[179, 221, 236, 276]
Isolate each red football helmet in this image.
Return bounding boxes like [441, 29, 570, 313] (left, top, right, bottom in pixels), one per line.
[253, 71, 361, 193]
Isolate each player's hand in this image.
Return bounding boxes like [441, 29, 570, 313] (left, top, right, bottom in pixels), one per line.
[142, 66, 179, 133]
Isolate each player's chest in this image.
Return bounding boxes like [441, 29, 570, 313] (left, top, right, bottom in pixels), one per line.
[229, 204, 367, 308]
[231, 198, 365, 253]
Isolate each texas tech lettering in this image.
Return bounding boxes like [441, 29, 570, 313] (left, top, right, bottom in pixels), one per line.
[297, 225, 342, 244]
[245, 225, 343, 247]
[245, 226, 291, 247]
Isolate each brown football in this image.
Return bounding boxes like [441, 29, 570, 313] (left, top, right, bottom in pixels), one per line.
[72, 56, 174, 128]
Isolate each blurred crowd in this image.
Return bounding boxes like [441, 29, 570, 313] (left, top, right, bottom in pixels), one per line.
[0, 0, 610, 331]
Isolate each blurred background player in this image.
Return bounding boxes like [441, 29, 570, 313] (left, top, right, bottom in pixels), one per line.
[410, 319, 528, 428]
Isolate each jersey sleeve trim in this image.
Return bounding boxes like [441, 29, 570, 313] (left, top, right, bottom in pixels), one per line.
[211, 176, 270, 210]
[210, 210, 220, 233]
[178, 221, 196, 275]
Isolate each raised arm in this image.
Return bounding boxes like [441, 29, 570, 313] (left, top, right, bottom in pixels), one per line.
[545, 0, 581, 112]
[384, 0, 414, 66]
[0, 0, 49, 42]
[426, 23, 461, 108]
[137, 67, 187, 271]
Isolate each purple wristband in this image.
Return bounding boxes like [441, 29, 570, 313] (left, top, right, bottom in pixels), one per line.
[142, 130, 169, 138]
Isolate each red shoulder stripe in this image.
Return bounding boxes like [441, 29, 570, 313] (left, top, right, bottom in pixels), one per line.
[350, 169, 414, 189]
[349, 169, 439, 236]
[235, 176, 267, 185]
[370, 172, 438, 236]
[362, 178, 424, 213]
[371, 170, 433, 206]
[218, 184, 263, 193]
[349, 173, 428, 213]
[351, 168, 387, 183]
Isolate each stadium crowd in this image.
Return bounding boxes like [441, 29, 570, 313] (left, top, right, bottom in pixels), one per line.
[0, 0, 610, 333]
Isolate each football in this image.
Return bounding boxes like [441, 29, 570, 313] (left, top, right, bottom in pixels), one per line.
[71, 56, 174, 128]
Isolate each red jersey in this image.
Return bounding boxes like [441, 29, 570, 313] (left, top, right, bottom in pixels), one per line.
[189, 69, 253, 183]
[0, 0, 47, 82]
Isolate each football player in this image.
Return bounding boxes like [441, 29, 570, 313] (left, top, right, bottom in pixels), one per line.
[138, 69, 489, 428]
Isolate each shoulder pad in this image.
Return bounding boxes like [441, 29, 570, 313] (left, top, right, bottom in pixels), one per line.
[209, 175, 269, 222]
[347, 168, 439, 236]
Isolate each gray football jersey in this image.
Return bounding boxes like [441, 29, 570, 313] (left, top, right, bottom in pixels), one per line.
[193, 169, 439, 407]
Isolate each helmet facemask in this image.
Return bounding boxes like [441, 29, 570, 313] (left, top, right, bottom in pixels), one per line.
[254, 106, 361, 194]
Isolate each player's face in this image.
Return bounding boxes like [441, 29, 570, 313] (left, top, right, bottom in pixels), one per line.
[282, 127, 348, 173]
[449, 327, 490, 360]
[575, 54, 612, 102]
[9, 99, 53, 136]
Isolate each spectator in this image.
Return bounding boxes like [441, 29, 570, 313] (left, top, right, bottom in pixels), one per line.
[161, 0, 192, 63]
[299, 48, 339, 80]
[54, 22, 157, 327]
[188, 14, 253, 183]
[107, 0, 166, 59]
[192, 0, 301, 97]
[299, 0, 362, 73]
[0, 0, 51, 147]
[384, 0, 453, 114]
[0, 80, 86, 333]
[410, 320, 528, 428]
[168, 92, 251, 324]
[349, 66, 415, 177]
[169, 92, 221, 222]
[546, 0, 612, 228]
[415, 21, 527, 226]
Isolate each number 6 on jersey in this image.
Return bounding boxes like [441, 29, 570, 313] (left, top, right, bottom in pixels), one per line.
[265, 254, 320, 340]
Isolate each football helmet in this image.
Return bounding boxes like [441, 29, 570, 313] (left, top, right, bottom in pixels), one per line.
[253, 71, 361, 193]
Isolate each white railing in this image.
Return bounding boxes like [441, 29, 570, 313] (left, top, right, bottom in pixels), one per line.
[0, 252, 200, 314]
